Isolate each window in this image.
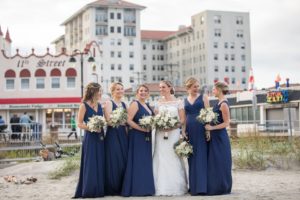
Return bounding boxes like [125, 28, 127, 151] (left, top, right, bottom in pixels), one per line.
[152, 65, 156, 70]
[224, 42, 228, 48]
[152, 76, 156, 81]
[21, 79, 29, 89]
[213, 42, 218, 48]
[214, 54, 218, 60]
[152, 44, 155, 50]
[236, 16, 243, 25]
[231, 54, 235, 61]
[110, 26, 114, 33]
[129, 77, 134, 83]
[118, 51, 122, 58]
[124, 26, 136, 36]
[200, 16, 204, 24]
[129, 64, 134, 71]
[152, 55, 156, 60]
[129, 39, 134, 46]
[143, 44, 146, 50]
[242, 77, 246, 84]
[36, 78, 45, 89]
[6, 79, 14, 90]
[214, 15, 221, 24]
[118, 64, 122, 70]
[241, 42, 245, 49]
[51, 77, 60, 89]
[231, 66, 235, 72]
[110, 51, 115, 58]
[160, 55, 164, 60]
[129, 52, 134, 58]
[237, 30, 244, 38]
[231, 42, 235, 49]
[225, 54, 228, 61]
[214, 66, 219, 72]
[225, 66, 229, 72]
[117, 39, 122, 45]
[110, 12, 114, 19]
[111, 77, 115, 82]
[117, 26, 121, 33]
[241, 55, 246, 61]
[242, 66, 246, 72]
[111, 64, 115, 70]
[232, 77, 236, 84]
[117, 13, 121, 19]
[214, 29, 221, 37]
[95, 25, 108, 36]
[67, 77, 75, 88]
[143, 55, 147, 60]
[161, 66, 164, 71]
[160, 45, 164, 50]
[143, 65, 147, 70]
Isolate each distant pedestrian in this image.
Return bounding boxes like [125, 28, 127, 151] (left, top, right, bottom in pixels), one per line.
[67, 115, 78, 139]
[10, 114, 21, 140]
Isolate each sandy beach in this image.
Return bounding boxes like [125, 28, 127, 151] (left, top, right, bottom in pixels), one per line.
[0, 161, 300, 200]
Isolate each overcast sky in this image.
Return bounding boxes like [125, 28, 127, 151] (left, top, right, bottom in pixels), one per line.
[0, 0, 299, 88]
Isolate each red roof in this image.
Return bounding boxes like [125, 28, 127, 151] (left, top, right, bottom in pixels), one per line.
[0, 97, 81, 104]
[141, 30, 176, 40]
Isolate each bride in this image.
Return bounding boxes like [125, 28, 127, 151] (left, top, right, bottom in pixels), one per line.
[153, 80, 188, 196]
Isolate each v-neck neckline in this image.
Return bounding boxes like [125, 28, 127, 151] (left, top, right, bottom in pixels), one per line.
[137, 101, 152, 115]
[86, 102, 99, 113]
[186, 94, 201, 106]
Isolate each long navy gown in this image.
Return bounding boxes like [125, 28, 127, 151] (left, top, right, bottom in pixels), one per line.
[184, 95, 208, 195]
[105, 101, 128, 195]
[121, 100, 155, 197]
[207, 101, 232, 195]
[74, 102, 105, 198]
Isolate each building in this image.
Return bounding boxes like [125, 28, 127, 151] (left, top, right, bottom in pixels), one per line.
[53, 1, 251, 91]
[53, 0, 146, 91]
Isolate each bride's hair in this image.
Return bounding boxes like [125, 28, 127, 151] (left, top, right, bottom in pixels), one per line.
[160, 80, 175, 95]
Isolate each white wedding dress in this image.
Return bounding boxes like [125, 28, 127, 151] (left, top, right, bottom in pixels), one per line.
[153, 100, 188, 196]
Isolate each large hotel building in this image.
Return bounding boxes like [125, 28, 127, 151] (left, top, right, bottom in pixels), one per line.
[0, 0, 251, 132]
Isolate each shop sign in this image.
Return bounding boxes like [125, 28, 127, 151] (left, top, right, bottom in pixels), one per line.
[266, 90, 289, 103]
[1, 103, 80, 110]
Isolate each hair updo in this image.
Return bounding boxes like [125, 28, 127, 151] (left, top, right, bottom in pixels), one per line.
[83, 82, 102, 103]
[161, 80, 175, 95]
[184, 77, 199, 90]
[215, 82, 229, 95]
[110, 82, 123, 96]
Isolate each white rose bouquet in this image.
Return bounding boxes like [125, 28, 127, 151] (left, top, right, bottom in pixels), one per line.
[139, 115, 154, 142]
[109, 107, 127, 128]
[153, 110, 180, 139]
[197, 107, 219, 124]
[87, 115, 107, 133]
[174, 138, 193, 158]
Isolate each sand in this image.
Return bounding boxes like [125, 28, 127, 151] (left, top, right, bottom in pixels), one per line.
[0, 161, 300, 200]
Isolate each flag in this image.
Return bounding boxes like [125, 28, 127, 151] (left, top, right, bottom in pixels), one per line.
[248, 67, 255, 91]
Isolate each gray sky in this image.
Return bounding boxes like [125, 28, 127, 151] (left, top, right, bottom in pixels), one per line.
[0, 0, 299, 88]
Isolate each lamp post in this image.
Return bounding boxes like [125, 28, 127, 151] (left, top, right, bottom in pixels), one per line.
[69, 50, 95, 98]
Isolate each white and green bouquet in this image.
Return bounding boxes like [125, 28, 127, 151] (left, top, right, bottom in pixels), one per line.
[197, 107, 219, 124]
[109, 107, 127, 128]
[153, 110, 180, 139]
[174, 139, 193, 158]
[139, 115, 154, 130]
[87, 115, 107, 133]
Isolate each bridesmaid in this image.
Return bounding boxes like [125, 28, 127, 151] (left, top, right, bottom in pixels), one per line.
[183, 77, 209, 195]
[205, 82, 232, 195]
[121, 84, 155, 197]
[74, 82, 105, 198]
[104, 82, 128, 195]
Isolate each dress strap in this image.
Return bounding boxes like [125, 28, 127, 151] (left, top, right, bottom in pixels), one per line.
[218, 100, 229, 107]
[121, 102, 126, 109]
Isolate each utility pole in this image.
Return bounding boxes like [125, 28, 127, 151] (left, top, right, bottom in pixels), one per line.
[134, 71, 145, 85]
[164, 63, 179, 85]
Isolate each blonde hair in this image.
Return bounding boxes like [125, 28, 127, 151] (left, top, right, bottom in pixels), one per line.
[110, 82, 123, 95]
[135, 84, 149, 94]
[184, 77, 199, 90]
[215, 82, 229, 95]
[82, 82, 102, 103]
[160, 80, 175, 95]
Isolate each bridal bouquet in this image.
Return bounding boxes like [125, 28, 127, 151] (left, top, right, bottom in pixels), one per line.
[139, 116, 154, 142]
[174, 139, 193, 158]
[109, 107, 127, 128]
[87, 115, 107, 133]
[197, 107, 219, 124]
[153, 110, 180, 139]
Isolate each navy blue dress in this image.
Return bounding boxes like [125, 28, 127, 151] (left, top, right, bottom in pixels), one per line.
[207, 101, 232, 195]
[74, 102, 105, 198]
[105, 101, 128, 195]
[121, 100, 155, 197]
[184, 95, 208, 195]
